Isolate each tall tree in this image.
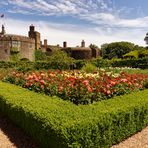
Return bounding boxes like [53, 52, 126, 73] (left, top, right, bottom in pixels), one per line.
[101, 42, 135, 59]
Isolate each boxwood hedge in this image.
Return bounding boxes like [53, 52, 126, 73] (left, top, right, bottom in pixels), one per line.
[0, 81, 148, 148]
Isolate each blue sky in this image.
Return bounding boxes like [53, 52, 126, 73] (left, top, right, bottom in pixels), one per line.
[0, 0, 148, 47]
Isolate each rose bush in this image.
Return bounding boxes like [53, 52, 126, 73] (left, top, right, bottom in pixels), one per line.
[3, 69, 148, 104]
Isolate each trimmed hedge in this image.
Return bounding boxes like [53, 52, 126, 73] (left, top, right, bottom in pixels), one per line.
[112, 57, 148, 69]
[0, 82, 148, 148]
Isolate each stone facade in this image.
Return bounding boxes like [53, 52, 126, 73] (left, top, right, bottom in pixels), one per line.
[62, 40, 100, 60]
[0, 25, 40, 61]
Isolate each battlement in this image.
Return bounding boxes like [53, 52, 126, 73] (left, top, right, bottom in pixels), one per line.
[0, 34, 35, 43]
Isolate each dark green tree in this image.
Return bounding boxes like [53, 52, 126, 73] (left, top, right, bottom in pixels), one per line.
[101, 42, 135, 59]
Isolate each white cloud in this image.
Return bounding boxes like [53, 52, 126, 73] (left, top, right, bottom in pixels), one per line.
[0, 17, 146, 47]
[6, 0, 148, 29]
[0, 0, 147, 47]
[7, 0, 112, 16]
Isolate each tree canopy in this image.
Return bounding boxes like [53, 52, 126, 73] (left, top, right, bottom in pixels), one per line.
[101, 42, 135, 59]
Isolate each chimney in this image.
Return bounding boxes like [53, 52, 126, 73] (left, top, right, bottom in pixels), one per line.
[63, 41, 67, 48]
[44, 39, 47, 46]
[81, 40, 85, 47]
[30, 24, 35, 32]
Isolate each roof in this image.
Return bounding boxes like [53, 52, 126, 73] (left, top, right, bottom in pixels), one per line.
[67, 47, 91, 51]
[41, 45, 62, 51]
[4, 34, 28, 38]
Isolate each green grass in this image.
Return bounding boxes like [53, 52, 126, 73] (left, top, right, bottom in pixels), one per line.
[103, 67, 148, 74]
[123, 68, 148, 74]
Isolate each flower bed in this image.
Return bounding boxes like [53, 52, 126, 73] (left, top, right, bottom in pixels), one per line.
[3, 70, 148, 104]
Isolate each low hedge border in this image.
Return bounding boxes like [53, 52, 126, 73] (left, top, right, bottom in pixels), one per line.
[0, 82, 148, 148]
[111, 57, 148, 69]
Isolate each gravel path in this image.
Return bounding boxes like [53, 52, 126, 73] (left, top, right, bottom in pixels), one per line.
[112, 127, 148, 148]
[0, 114, 38, 148]
[0, 113, 147, 148]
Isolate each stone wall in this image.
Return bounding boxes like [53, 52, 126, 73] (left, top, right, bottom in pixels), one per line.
[0, 40, 11, 61]
[0, 35, 35, 61]
[63, 47, 92, 60]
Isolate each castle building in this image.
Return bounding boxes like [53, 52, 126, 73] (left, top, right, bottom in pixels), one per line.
[41, 39, 61, 56]
[0, 25, 40, 61]
[62, 40, 100, 59]
[0, 24, 100, 61]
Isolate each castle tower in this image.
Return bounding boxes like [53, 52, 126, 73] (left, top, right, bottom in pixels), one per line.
[81, 40, 85, 47]
[44, 39, 47, 47]
[30, 25, 35, 32]
[28, 25, 41, 49]
[63, 41, 67, 48]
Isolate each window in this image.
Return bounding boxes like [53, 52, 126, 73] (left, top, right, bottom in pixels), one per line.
[12, 41, 21, 48]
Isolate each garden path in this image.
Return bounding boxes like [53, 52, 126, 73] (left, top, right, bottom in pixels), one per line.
[0, 114, 38, 148]
[0, 113, 147, 148]
[112, 127, 148, 148]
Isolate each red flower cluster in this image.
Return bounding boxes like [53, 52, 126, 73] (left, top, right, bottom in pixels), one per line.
[4, 70, 148, 104]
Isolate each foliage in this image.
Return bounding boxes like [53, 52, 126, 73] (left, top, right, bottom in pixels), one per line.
[123, 50, 139, 59]
[15, 62, 34, 73]
[101, 42, 135, 59]
[90, 57, 111, 68]
[0, 68, 14, 80]
[103, 67, 148, 75]
[47, 50, 74, 70]
[3, 70, 148, 105]
[35, 49, 47, 61]
[73, 60, 86, 69]
[81, 63, 97, 73]
[10, 47, 20, 53]
[139, 49, 148, 58]
[123, 48, 148, 59]
[112, 57, 148, 69]
[0, 82, 148, 147]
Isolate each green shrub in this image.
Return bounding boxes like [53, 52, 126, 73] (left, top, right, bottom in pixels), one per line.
[35, 49, 47, 61]
[47, 50, 74, 70]
[91, 58, 111, 68]
[73, 60, 86, 69]
[112, 57, 148, 69]
[0, 82, 148, 148]
[0, 61, 16, 68]
[123, 50, 139, 59]
[81, 63, 97, 73]
[139, 49, 148, 58]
